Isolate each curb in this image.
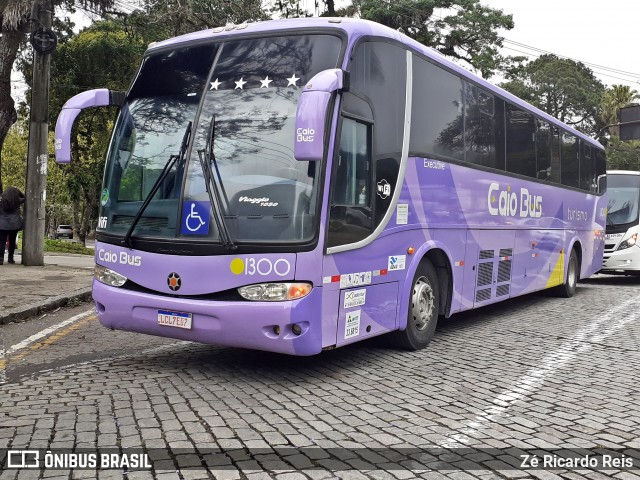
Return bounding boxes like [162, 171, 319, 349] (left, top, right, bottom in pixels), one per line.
[0, 288, 93, 325]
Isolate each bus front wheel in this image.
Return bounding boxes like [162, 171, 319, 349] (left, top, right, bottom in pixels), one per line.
[394, 259, 440, 350]
[554, 248, 579, 298]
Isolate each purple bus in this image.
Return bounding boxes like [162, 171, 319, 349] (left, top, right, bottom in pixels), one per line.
[54, 18, 606, 355]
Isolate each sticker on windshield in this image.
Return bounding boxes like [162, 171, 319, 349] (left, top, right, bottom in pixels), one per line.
[181, 201, 211, 235]
[100, 189, 110, 207]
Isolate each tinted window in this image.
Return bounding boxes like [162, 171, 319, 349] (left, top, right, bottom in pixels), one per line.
[580, 143, 594, 192]
[465, 83, 504, 170]
[506, 105, 536, 177]
[561, 133, 579, 188]
[536, 120, 551, 180]
[595, 149, 607, 193]
[328, 118, 372, 248]
[411, 57, 464, 161]
[550, 127, 561, 184]
[350, 42, 406, 158]
[129, 44, 218, 100]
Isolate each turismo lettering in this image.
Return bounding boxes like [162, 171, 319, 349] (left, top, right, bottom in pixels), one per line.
[567, 208, 588, 222]
[488, 183, 542, 218]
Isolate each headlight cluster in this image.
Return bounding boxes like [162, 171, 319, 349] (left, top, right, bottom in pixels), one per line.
[238, 282, 312, 301]
[94, 264, 127, 287]
[617, 233, 638, 251]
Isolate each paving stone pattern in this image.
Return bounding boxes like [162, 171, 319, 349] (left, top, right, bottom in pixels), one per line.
[0, 277, 639, 479]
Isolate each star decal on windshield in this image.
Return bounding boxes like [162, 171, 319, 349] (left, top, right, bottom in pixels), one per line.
[210, 78, 222, 90]
[235, 77, 247, 90]
[260, 76, 273, 88]
[287, 74, 300, 87]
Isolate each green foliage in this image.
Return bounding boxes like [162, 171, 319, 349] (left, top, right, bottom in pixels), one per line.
[0, 121, 27, 193]
[364, 0, 519, 77]
[47, 20, 145, 244]
[123, 0, 268, 41]
[606, 137, 640, 172]
[501, 54, 605, 138]
[43, 239, 94, 255]
[599, 85, 639, 140]
[277, 0, 521, 78]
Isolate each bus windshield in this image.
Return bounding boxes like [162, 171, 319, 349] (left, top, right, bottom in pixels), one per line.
[607, 175, 640, 228]
[100, 34, 342, 245]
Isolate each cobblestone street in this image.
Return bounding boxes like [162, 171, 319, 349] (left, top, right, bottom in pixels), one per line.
[1, 275, 639, 479]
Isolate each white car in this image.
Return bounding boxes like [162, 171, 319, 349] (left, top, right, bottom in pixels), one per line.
[55, 225, 73, 239]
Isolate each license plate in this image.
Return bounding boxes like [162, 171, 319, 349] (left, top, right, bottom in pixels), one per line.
[157, 310, 192, 329]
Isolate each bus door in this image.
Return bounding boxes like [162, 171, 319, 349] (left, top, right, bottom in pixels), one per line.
[324, 40, 407, 346]
[324, 115, 400, 347]
[468, 230, 516, 307]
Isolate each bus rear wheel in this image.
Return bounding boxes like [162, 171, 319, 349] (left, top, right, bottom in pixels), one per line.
[554, 248, 579, 298]
[394, 259, 440, 350]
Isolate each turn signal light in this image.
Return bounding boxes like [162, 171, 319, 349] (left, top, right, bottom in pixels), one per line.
[238, 282, 313, 302]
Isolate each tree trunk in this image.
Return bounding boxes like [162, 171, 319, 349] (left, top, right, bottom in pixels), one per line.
[324, 0, 335, 15]
[0, 29, 24, 192]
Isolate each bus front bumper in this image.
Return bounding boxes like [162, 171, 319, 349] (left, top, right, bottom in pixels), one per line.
[92, 280, 323, 356]
[601, 247, 640, 273]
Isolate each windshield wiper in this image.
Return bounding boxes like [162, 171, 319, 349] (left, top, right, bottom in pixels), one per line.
[198, 115, 236, 251]
[122, 122, 192, 249]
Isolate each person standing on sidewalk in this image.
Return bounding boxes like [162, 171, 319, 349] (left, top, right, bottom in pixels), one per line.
[0, 186, 25, 265]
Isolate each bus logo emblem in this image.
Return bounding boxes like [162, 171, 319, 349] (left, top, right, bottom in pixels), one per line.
[167, 272, 182, 291]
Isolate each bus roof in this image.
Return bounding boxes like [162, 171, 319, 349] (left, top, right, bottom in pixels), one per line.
[608, 170, 640, 175]
[147, 17, 603, 151]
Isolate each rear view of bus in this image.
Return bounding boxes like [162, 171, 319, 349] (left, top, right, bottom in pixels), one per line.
[602, 171, 640, 275]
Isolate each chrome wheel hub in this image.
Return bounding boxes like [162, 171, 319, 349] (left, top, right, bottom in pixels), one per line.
[411, 277, 435, 331]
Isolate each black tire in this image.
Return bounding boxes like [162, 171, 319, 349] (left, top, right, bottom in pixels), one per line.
[553, 248, 579, 298]
[393, 259, 440, 350]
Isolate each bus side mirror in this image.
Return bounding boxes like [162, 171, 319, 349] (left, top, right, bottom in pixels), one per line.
[54, 89, 125, 164]
[294, 69, 347, 162]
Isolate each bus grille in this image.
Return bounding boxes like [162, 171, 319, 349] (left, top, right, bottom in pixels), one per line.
[496, 284, 510, 297]
[475, 288, 491, 302]
[477, 262, 493, 286]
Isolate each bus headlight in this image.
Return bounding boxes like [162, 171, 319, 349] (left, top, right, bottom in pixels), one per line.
[618, 233, 638, 250]
[94, 264, 128, 287]
[238, 282, 312, 301]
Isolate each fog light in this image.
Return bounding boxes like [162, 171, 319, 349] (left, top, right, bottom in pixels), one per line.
[291, 324, 302, 336]
[273, 325, 281, 336]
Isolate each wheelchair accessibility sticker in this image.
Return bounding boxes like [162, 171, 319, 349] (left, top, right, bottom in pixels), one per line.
[181, 201, 211, 235]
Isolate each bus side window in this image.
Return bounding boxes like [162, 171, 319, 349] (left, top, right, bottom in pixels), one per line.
[536, 120, 551, 181]
[550, 127, 562, 184]
[595, 149, 607, 193]
[505, 104, 536, 178]
[327, 117, 372, 248]
[561, 132, 579, 188]
[580, 142, 594, 192]
[465, 83, 504, 170]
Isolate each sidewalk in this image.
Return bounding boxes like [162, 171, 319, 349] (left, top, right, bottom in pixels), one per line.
[0, 251, 95, 325]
